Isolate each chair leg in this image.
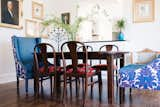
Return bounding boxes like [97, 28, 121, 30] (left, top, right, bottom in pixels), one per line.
[83, 77, 88, 105]
[50, 76, 53, 96]
[63, 75, 67, 104]
[98, 73, 102, 101]
[17, 77, 20, 95]
[129, 88, 132, 94]
[90, 77, 93, 98]
[25, 79, 28, 96]
[41, 77, 43, 88]
[75, 77, 79, 97]
[54, 75, 57, 98]
[116, 70, 119, 87]
[119, 87, 125, 104]
[69, 77, 72, 98]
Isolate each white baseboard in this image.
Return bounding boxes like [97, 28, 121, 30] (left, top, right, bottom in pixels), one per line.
[0, 73, 16, 84]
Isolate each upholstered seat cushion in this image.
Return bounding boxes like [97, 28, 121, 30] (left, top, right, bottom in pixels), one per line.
[39, 66, 63, 73]
[92, 64, 117, 70]
[66, 64, 96, 76]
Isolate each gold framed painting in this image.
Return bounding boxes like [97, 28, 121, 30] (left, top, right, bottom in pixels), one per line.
[25, 19, 38, 37]
[61, 13, 70, 24]
[0, 0, 23, 29]
[32, 1, 44, 20]
[133, 0, 154, 23]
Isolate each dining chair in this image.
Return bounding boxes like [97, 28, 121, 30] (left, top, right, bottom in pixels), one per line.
[33, 43, 63, 96]
[61, 41, 102, 105]
[12, 36, 41, 95]
[92, 45, 119, 86]
[78, 45, 95, 95]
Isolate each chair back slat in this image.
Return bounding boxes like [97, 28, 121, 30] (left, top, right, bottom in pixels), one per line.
[61, 41, 88, 74]
[34, 43, 56, 75]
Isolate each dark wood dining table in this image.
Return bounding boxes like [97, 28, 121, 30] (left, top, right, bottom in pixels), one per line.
[34, 51, 128, 104]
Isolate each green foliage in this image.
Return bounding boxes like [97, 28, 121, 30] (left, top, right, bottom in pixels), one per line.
[42, 16, 85, 40]
[116, 19, 125, 32]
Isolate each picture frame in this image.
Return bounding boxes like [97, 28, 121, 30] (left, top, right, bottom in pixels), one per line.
[0, 0, 23, 29]
[32, 1, 44, 20]
[61, 13, 70, 24]
[25, 19, 38, 37]
[133, 0, 154, 23]
[37, 22, 49, 38]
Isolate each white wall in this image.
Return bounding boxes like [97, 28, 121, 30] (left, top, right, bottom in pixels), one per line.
[122, 0, 160, 51]
[1, 0, 160, 83]
[0, 0, 54, 84]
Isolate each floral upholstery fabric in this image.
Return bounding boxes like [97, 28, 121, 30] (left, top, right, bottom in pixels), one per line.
[119, 58, 160, 90]
[12, 37, 26, 78]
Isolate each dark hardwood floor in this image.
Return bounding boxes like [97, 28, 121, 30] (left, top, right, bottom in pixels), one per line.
[1, 76, 160, 107]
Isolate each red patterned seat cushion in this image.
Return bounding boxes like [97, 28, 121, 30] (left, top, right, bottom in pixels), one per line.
[66, 63, 96, 76]
[92, 64, 117, 70]
[39, 66, 63, 73]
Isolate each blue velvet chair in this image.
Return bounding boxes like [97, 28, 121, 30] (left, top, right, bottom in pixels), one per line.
[12, 36, 41, 94]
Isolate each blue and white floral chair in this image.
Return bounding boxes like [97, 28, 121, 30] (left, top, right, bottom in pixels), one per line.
[119, 49, 160, 90]
[12, 36, 41, 94]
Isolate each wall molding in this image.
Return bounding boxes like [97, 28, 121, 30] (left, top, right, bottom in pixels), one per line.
[0, 73, 16, 84]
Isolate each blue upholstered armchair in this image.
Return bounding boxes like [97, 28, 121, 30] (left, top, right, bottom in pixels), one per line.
[12, 36, 41, 94]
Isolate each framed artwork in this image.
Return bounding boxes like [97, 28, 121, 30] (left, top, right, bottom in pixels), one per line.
[37, 22, 48, 38]
[61, 13, 70, 24]
[133, 0, 154, 23]
[32, 1, 44, 20]
[0, 0, 23, 29]
[25, 19, 38, 37]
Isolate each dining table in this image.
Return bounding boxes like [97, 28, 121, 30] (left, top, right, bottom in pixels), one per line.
[34, 51, 128, 104]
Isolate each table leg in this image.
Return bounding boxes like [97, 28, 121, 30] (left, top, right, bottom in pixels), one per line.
[119, 55, 125, 104]
[107, 55, 114, 104]
[56, 57, 61, 93]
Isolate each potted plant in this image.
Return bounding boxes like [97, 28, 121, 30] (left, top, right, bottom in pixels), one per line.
[116, 19, 126, 41]
[42, 16, 85, 41]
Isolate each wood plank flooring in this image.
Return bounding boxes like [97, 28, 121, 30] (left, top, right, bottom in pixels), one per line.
[1, 78, 160, 107]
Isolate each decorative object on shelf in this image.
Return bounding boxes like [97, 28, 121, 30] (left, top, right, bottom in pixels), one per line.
[48, 27, 68, 52]
[133, 0, 154, 23]
[25, 19, 38, 37]
[42, 16, 85, 41]
[0, 0, 23, 29]
[116, 19, 126, 41]
[32, 1, 44, 20]
[61, 13, 70, 24]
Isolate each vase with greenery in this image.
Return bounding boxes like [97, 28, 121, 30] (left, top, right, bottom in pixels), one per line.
[116, 19, 125, 41]
[42, 16, 85, 41]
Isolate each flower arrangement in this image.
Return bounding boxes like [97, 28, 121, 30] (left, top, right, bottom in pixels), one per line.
[42, 16, 85, 41]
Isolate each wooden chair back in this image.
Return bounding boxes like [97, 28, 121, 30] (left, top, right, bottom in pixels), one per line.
[34, 43, 56, 75]
[61, 41, 88, 75]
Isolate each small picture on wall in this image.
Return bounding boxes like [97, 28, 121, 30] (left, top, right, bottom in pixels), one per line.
[32, 1, 44, 20]
[0, 0, 22, 29]
[25, 19, 38, 37]
[61, 13, 70, 24]
[133, 0, 154, 23]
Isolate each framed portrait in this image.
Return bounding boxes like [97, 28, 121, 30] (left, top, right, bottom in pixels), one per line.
[61, 13, 70, 24]
[25, 19, 38, 37]
[0, 0, 23, 29]
[32, 1, 44, 20]
[133, 0, 154, 23]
